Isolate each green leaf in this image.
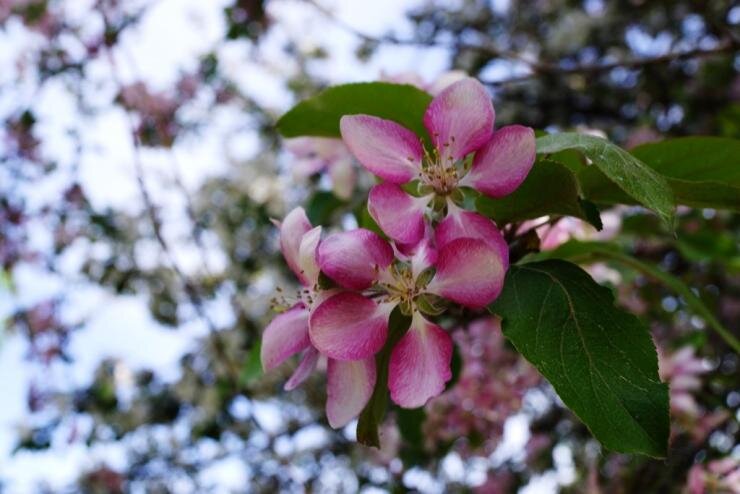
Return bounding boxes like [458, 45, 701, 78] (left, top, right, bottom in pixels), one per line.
[490, 260, 669, 457]
[305, 191, 345, 225]
[537, 133, 675, 228]
[356, 308, 412, 447]
[396, 407, 428, 466]
[277, 82, 432, 140]
[240, 342, 262, 385]
[528, 241, 740, 354]
[353, 201, 385, 238]
[579, 137, 740, 211]
[475, 159, 595, 225]
[631, 137, 740, 184]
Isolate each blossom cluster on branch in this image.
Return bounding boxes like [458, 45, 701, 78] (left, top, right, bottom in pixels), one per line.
[261, 78, 537, 428]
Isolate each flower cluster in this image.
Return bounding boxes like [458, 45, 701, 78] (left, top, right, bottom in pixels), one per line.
[262, 78, 536, 428]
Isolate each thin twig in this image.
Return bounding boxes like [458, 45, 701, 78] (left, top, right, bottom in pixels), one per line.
[303, 0, 538, 69]
[101, 30, 242, 391]
[482, 40, 738, 86]
[305, 0, 738, 87]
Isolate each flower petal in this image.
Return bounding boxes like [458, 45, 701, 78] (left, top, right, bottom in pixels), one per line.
[427, 238, 506, 308]
[394, 225, 438, 279]
[285, 137, 342, 176]
[329, 157, 355, 200]
[389, 312, 452, 408]
[423, 78, 494, 160]
[279, 207, 313, 285]
[435, 203, 509, 269]
[368, 183, 431, 246]
[284, 346, 320, 391]
[260, 304, 310, 371]
[461, 125, 536, 198]
[326, 357, 376, 428]
[309, 292, 393, 360]
[318, 229, 394, 290]
[340, 115, 422, 184]
[298, 226, 322, 287]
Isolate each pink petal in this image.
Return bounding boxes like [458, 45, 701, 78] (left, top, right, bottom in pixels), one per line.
[435, 203, 509, 270]
[260, 304, 310, 371]
[329, 157, 355, 200]
[284, 347, 320, 391]
[309, 292, 393, 360]
[368, 183, 431, 246]
[389, 313, 453, 408]
[394, 225, 438, 279]
[340, 115, 423, 184]
[423, 78, 494, 160]
[326, 357, 376, 428]
[461, 125, 536, 198]
[426, 238, 506, 308]
[279, 207, 313, 285]
[283, 137, 328, 177]
[318, 229, 394, 290]
[298, 226, 322, 287]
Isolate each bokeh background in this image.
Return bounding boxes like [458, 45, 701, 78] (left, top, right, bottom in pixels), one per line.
[0, 0, 738, 492]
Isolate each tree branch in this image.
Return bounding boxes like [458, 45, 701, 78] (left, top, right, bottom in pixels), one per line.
[304, 0, 737, 87]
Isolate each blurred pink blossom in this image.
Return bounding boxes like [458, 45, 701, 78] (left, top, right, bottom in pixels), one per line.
[686, 457, 740, 494]
[658, 346, 728, 442]
[423, 317, 540, 457]
[521, 210, 622, 252]
[284, 137, 356, 200]
[659, 346, 709, 418]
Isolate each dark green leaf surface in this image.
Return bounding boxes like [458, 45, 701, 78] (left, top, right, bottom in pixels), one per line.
[631, 137, 740, 184]
[475, 159, 593, 224]
[528, 241, 740, 354]
[490, 260, 669, 457]
[277, 82, 432, 140]
[537, 133, 675, 228]
[239, 342, 262, 385]
[305, 191, 345, 225]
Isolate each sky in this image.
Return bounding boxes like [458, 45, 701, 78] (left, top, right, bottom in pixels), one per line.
[0, 0, 571, 492]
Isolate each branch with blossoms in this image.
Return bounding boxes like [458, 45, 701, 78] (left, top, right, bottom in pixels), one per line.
[261, 76, 740, 455]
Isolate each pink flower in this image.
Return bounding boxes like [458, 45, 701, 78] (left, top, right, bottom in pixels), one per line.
[687, 457, 740, 494]
[284, 137, 356, 200]
[260, 208, 375, 428]
[340, 77, 535, 248]
[308, 225, 506, 409]
[520, 210, 622, 251]
[658, 346, 728, 443]
[658, 346, 710, 419]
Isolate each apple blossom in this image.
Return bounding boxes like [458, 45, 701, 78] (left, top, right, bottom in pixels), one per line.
[308, 225, 506, 409]
[340, 77, 535, 248]
[260, 207, 375, 428]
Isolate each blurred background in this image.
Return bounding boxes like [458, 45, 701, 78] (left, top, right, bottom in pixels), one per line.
[0, 0, 738, 492]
